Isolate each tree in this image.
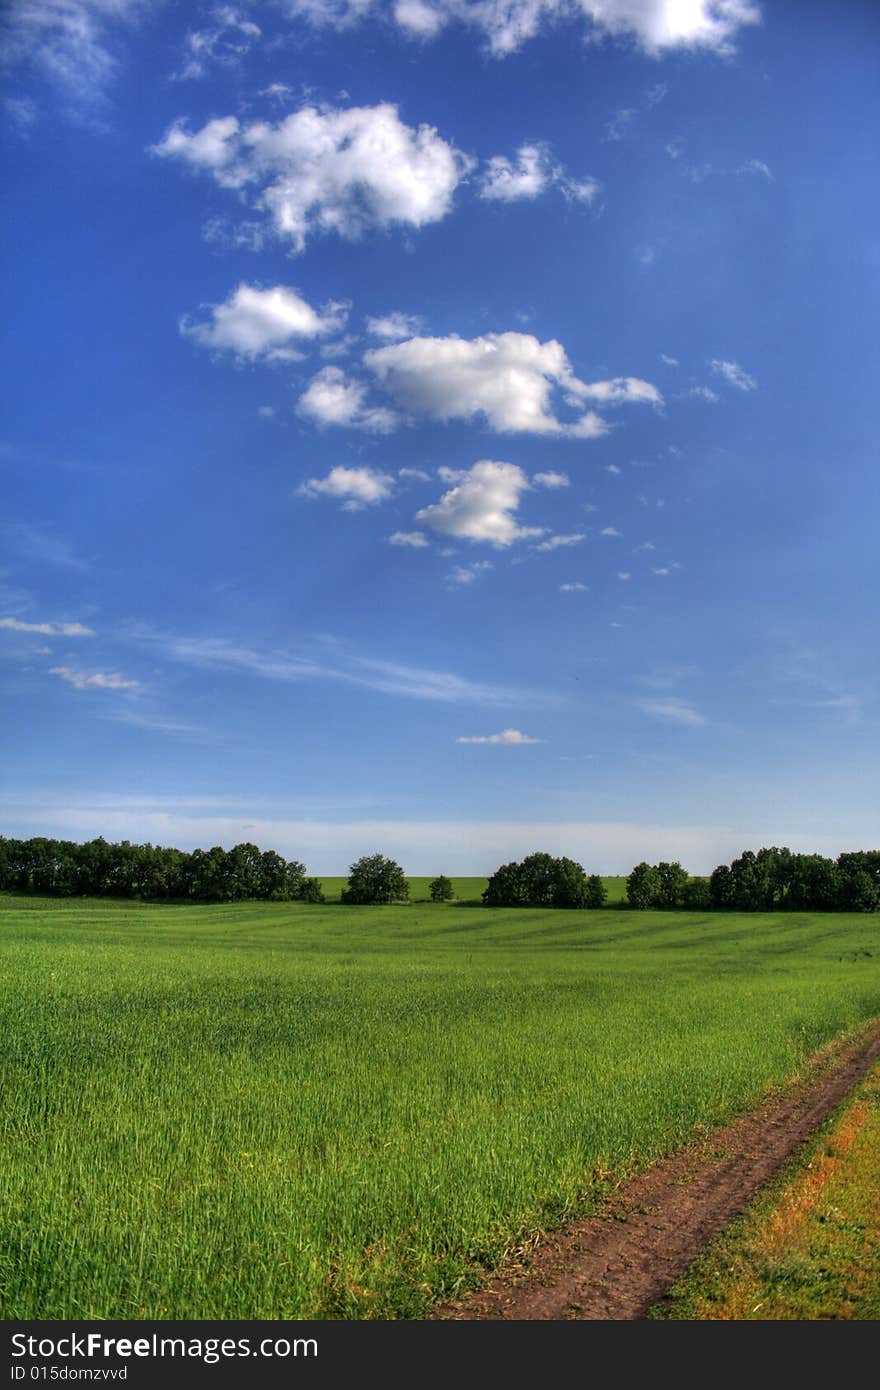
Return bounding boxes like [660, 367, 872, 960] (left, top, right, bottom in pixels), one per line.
[626, 861, 660, 909]
[298, 877, 326, 903]
[549, 856, 592, 908]
[584, 874, 607, 908]
[654, 861, 690, 909]
[341, 853, 409, 904]
[429, 875, 455, 902]
[682, 877, 712, 910]
[482, 860, 528, 907]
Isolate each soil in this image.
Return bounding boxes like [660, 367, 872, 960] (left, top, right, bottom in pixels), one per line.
[435, 1020, 880, 1321]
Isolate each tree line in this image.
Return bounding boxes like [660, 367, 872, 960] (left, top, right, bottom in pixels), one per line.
[0, 836, 324, 903]
[2, 836, 878, 912]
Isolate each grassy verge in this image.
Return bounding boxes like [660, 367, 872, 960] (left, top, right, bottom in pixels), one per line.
[650, 1064, 880, 1319]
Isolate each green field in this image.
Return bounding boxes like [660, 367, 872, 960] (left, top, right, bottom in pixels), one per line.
[1, 894, 878, 1319]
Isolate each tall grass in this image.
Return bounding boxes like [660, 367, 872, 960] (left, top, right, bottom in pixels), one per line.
[1, 894, 877, 1318]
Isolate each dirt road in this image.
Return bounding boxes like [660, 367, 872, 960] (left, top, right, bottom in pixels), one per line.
[437, 1021, 880, 1320]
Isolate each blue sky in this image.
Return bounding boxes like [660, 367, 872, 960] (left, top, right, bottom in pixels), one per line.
[2, 0, 878, 873]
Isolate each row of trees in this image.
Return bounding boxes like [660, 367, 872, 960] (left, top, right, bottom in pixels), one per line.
[626, 848, 880, 913]
[3, 837, 879, 913]
[0, 836, 323, 903]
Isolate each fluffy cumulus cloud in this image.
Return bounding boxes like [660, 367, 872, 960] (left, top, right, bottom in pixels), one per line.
[298, 465, 395, 509]
[358, 331, 658, 436]
[181, 283, 348, 361]
[710, 358, 757, 391]
[284, 1, 760, 57]
[152, 102, 473, 253]
[50, 667, 138, 690]
[456, 728, 543, 744]
[533, 471, 569, 489]
[296, 366, 399, 432]
[416, 460, 542, 547]
[479, 141, 598, 204]
[0, 617, 94, 636]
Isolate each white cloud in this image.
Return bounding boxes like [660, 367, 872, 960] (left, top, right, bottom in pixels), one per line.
[606, 463, 621, 475]
[1, 0, 147, 106]
[389, 530, 430, 547]
[533, 471, 569, 489]
[260, 82, 294, 102]
[533, 533, 585, 552]
[0, 617, 94, 636]
[578, 377, 663, 406]
[559, 582, 587, 592]
[660, 353, 678, 367]
[739, 158, 773, 180]
[481, 142, 550, 201]
[710, 358, 757, 391]
[398, 467, 431, 481]
[618, 570, 631, 581]
[285, 2, 760, 58]
[636, 696, 707, 726]
[296, 366, 399, 432]
[652, 567, 671, 576]
[140, 630, 548, 707]
[362, 332, 654, 436]
[600, 526, 621, 537]
[298, 465, 395, 509]
[173, 7, 261, 81]
[366, 311, 423, 341]
[690, 385, 719, 402]
[152, 102, 473, 253]
[50, 666, 138, 691]
[456, 728, 543, 745]
[605, 107, 636, 142]
[416, 460, 541, 547]
[10, 792, 816, 875]
[258, 404, 276, 418]
[181, 283, 348, 361]
[447, 561, 493, 586]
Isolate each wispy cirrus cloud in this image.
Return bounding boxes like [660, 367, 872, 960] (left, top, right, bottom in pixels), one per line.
[635, 696, 707, 726]
[50, 666, 139, 691]
[456, 728, 543, 745]
[1, 617, 94, 636]
[136, 629, 558, 707]
[710, 358, 757, 391]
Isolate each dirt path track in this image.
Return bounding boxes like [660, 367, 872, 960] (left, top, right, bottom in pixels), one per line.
[437, 1021, 880, 1321]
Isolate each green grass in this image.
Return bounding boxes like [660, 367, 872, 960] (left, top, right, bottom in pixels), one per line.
[315, 876, 628, 903]
[0, 893, 877, 1319]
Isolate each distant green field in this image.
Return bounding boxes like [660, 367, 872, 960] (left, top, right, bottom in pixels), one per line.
[316, 875, 627, 903]
[1, 894, 877, 1319]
